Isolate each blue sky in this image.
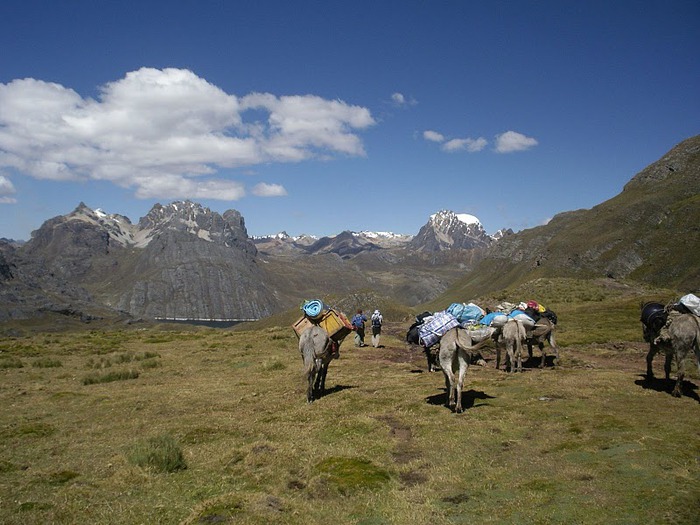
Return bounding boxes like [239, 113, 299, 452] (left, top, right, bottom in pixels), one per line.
[1, 0, 698, 240]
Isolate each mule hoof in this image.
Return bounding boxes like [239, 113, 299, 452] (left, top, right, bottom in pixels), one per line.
[672, 389, 682, 398]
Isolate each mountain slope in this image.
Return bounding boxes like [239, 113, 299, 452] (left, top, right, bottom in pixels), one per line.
[439, 134, 700, 300]
[17, 201, 277, 321]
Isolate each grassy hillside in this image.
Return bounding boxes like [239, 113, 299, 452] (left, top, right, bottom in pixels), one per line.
[440, 135, 700, 301]
[1, 288, 699, 524]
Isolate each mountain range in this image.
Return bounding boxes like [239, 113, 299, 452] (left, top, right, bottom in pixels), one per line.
[1, 134, 698, 325]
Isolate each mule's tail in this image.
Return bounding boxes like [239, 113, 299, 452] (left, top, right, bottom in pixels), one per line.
[455, 328, 492, 353]
[515, 320, 527, 356]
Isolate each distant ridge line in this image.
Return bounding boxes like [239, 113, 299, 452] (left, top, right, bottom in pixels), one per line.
[154, 317, 259, 322]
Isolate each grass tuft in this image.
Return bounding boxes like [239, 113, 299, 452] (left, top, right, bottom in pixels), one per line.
[314, 457, 391, 494]
[82, 369, 139, 385]
[127, 434, 187, 473]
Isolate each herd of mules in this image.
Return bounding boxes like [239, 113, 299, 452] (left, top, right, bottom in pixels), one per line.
[299, 302, 700, 411]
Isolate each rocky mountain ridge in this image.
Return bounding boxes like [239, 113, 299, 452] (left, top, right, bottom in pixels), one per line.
[1, 135, 697, 325]
[0, 204, 492, 322]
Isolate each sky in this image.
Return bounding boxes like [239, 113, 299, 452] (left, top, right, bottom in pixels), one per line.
[1, 0, 698, 240]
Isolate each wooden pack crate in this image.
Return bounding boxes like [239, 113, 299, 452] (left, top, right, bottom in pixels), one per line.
[292, 308, 353, 342]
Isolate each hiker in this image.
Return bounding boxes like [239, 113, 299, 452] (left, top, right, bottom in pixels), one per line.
[371, 309, 383, 347]
[351, 309, 368, 347]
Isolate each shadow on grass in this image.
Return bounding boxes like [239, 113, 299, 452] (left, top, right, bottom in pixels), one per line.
[522, 354, 558, 369]
[319, 384, 356, 398]
[634, 374, 700, 402]
[425, 389, 496, 410]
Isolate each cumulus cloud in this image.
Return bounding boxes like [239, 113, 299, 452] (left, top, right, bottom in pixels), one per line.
[423, 130, 445, 143]
[391, 92, 416, 107]
[0, 68, 375, 201]
[392, 93, 405, 105]
[442, 137, 488, 153]
[251, 182, 287, 197]
[423, 130, 486, 152]
[494, 131, 538, 153]
[0, 174, 16, 204]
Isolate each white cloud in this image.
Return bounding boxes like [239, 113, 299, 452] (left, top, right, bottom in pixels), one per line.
[494, 131, 538, 153]
[442, 137, 488, 153]
[391, 93, 405, 105]
[0, 68, 375, 201]
[423, 130, 445, 143]
[391, 92, 416, 107]
[252, 182, 287, 197]
[0, 174, 16, 203]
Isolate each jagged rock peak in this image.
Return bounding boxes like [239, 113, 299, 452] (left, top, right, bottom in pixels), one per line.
[135, 200, 255, 254]
[429, 210, 482, 228]
[409, 210, 492, 252]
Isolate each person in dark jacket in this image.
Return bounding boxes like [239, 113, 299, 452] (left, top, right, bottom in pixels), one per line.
[351, 309, 368, 347]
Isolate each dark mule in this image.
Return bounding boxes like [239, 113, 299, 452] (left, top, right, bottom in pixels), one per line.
[640, 301, 669, 380]
[525, 318, 559, 368]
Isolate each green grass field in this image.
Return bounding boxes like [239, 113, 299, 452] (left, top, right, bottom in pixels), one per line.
[1, 306, 699, 524]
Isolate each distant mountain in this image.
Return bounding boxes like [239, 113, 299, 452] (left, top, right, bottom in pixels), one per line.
[408, 210, 494, 252]
[3, 135, 696, 325]
[11, 201, 277, 322]
[437, 134, 700, 301]
[253, 230, 411, 256]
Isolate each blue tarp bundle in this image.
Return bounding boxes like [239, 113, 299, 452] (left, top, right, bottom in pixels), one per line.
[446, 302, 485, 323]
[480, 312, 508, 328]
[301, 299, 326, 319]
[508, 309, 535, 328]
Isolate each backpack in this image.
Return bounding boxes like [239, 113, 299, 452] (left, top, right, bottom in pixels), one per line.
[371, 315, 382, 327]
[351, 314, 364, 328]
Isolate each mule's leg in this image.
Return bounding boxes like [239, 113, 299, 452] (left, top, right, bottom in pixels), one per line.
[454, 350, 469, 413]
[317, 362, 329, 396]
[527, 341, 534, 359]
[439, 353, 456, 409]
[539, 342, 547, 368]
[663, 351, 673, 380]
[307, 368, 316, 403]
[425, 348, 433, 372]
[645, 344, 658, 379]
[548, 333, 560, 367]
[672, 357, 684, 398]
[506, 341, 515, 373]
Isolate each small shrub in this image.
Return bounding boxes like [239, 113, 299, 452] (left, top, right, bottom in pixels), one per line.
[0, 357, 23, 369]
[263, 360, 286, 371]
[86, 357, 112, 369]
[82, 369, 139, 385]
[114, 352, 135, 364]
[32, 358, 62, 368]
[47, 470, 80, 485]
[127, 434, 187, 473]
[140, 359, 161, 369]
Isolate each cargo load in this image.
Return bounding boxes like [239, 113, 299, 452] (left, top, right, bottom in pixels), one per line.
[508, 309, 536, 329]
[419, 311, 460, 348]
[679, 293, 700, 316]
[293, 307, 353, 343]
[446, 302, 485, 323]
[301, 299, 326, 319]
[480, 312, 508, 328]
